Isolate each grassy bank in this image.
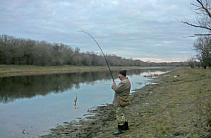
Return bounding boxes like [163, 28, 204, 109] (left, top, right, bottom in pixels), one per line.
[126, 67, 211, 137]
[0, 65, 145, 77]
[41, 67, 211, 138]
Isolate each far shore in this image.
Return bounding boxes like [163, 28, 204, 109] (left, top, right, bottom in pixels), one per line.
[0, 65, 174, 77]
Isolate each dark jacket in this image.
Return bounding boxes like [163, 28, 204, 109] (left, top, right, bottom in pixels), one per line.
[112, 77, 131, 106]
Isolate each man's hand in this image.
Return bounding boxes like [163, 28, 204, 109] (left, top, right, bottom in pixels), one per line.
[112, 81, 116, 86]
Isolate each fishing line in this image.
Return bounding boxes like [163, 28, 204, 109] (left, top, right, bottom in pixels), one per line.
[78, 31, 114, 82]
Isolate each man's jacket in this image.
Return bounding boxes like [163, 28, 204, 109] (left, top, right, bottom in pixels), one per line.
[112, 77, 131, 106]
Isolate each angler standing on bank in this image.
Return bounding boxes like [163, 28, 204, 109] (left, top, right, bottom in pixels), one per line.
[112, 70, 131, 135]
[79, 31, 131, 134]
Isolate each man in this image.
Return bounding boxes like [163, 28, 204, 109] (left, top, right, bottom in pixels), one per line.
[112, 70, 131, 135]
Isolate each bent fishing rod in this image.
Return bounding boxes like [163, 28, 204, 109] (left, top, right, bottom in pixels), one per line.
[78, 31, 114, 82]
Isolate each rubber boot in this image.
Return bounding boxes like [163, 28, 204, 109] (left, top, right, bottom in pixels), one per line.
[122, 122, 129, 130]
[113, 125, 124, 135]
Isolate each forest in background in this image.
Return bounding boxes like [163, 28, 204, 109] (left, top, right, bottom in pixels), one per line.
[0, 34, 187, 67]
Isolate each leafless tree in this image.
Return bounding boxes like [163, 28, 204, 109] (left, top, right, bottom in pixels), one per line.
[182, 0, 211, 35]
[194, 36, 211, 67]
[187, 57, 198, 68]
[182, 0, 211, 67]
[0, 34, 189, 67]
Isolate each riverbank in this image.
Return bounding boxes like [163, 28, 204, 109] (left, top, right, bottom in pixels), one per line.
[0, 65, 172, 77]
[0, 65, 143, 77]
[41, 67, 211, 138]
[0, 65, 126, 77]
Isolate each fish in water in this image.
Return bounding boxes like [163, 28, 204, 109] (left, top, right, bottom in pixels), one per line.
[22, 129, 25, 134]
[74, 95, 77, 109]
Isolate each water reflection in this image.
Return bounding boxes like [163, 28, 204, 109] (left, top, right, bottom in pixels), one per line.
[0, 67, 174, 138]
[0, 71, 113, 103]
[0, 68, 173, 104]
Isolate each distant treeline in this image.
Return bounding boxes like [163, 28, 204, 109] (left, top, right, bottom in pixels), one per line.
[0, 34, 187, 66]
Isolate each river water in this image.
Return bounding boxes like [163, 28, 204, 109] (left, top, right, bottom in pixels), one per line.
[0, 67, 174, 138]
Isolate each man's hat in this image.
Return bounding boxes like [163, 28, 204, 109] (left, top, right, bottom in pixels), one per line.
[119, 70, 127, 77]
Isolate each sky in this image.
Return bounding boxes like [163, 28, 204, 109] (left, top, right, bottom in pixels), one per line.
[0, 0, 204, 62]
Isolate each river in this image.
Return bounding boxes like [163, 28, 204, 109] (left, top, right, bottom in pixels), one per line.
[0, 67, 174, 138]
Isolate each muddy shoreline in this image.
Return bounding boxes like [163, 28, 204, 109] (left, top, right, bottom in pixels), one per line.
[41, 79, 163, 138]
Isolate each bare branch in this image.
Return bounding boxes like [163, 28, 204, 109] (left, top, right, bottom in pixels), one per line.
[195, 33, 211, 36]
[182, 19, 211, 31]
[196, 0, 211, 18]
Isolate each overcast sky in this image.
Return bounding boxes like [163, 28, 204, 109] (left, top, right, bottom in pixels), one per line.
[0, 0, 203, 62]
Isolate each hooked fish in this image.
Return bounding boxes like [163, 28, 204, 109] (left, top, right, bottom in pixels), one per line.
[74, 95, 77, 109]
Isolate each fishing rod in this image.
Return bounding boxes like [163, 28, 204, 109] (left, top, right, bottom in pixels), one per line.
[78, 31, 114, 82]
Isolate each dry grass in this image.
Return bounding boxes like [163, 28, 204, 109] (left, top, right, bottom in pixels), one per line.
[0, 65, 143, 77]
[125, 67, 211, 137]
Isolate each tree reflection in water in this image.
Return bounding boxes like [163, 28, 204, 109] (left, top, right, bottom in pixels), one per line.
[0, 68, 173, 103]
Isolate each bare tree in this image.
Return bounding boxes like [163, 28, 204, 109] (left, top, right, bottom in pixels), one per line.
[182, 0, 211, 67]
[0, 34, 189, 67]
[187, 57, 198, 68]
[21, 39, 35, 65]
[194, 36, 211, 67]
[182, 0, 211, 35]
[33, 41, 52, 66]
